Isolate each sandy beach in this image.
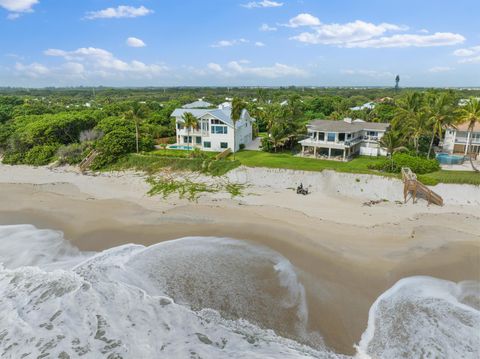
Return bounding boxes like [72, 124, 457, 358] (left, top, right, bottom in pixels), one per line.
[0, 163, 479, 354]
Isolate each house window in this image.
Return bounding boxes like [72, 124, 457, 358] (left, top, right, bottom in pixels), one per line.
[220, 142, 228, 149]
[338, 133, 345, 142]
[327, 133, 336, 142]
[183, 136, 192, 143]
[212, 126, 228, 134]
[196, 136, 202, 144]
[318, 132, 325, 141]
[204, 141, 211, 148]
[367, 131, 378, 137]
[177, 123, 184, 130]
[211, 119, 225, 125]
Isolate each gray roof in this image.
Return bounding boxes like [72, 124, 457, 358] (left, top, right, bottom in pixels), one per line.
[171, 108, 253, 128]
[182, 100, 214, 109]
[307, 119, 389, 133]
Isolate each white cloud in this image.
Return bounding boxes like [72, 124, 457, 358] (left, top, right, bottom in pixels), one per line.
[260, 23, 277, 32]
[284, 13, 321, 28]
[344, 32, 465, 48]
[288, 16, 464, 48]
[341, 69, 394, 78]
[0, 0, 38, 12]
[291, 20, 406, 45]
[453, 45, 480, 64]
[43, 47, 167, 77]
[1, 0, 38, 19]
[227, 61, 306, 78]
[241, 1, 283, 9]
[14, 62, 49, 77]
[85, 5, 153, 20]
[428, 66, 454, 73]
[126, 37, 146, 48]
[207, 63, 223, 72]
[255, 41, 266, 47]
[211, 38, 249, 48]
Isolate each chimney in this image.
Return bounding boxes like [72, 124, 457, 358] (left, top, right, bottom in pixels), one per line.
[343, 117, 352, 124]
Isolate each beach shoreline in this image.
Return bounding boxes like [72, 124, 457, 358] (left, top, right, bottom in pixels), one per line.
[1, 163, 479, 354]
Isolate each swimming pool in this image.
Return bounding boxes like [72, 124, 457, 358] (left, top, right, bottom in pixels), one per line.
[168, 145, 193, 150]
[436, 153, 465, 165]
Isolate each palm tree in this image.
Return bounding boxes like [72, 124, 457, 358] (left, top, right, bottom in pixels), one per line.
[379, 131, 408, 171]
[456, 98, 480, 172]
[231, 97, 245, 159]
[425, 93, 454, 159]
[268, 123, 289, 152]
[182, 112, 198, 151]
[393, 92, 426, 154]
[124, 103, 148, 153]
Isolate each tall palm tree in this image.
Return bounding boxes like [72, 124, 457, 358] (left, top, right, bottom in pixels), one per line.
[425, 93, 454, 159]
[456, 98, 480, 172]
[182, 112, 198, 151]
[124, 103, 148, 153]
[231, 97, 245, 159]
[393, 92, 426, 154]
[379, 131, 408, 171]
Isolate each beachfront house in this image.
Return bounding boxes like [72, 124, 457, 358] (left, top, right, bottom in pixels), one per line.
[299, 118, 390, 161]
[171, 100, 255, 152]
[442, 122, 480, 158]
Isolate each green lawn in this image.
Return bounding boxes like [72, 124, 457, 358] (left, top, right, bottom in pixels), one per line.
[234, 150, 480, 185]
[234, 150, 388, 175]
[418, 170, 480, 186]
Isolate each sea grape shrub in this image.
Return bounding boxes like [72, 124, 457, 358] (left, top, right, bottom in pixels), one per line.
[91, 129, 136, 169]
[91, 129, 154, 169]
[23, 144, 59, 166]
[370, 153, 440, 174]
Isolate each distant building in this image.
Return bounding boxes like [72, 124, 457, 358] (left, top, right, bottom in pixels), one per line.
[171, 101, 255, 152]
[442, 122, 480, 157]
[299, 118, 390, 161]
[350, 102, 376, 111]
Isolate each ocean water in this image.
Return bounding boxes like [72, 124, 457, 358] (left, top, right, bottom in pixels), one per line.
[0, 225, 479, 359]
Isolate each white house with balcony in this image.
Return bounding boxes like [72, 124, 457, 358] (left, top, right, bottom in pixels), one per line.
[171, 100, 255, 152]
[442, 122, 480, 158]
[299, 118, 390, 161]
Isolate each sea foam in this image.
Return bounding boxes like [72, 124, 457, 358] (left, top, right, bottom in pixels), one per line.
[0, 225, 479, 358]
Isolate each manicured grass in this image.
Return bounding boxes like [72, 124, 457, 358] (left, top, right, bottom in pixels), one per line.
[234, 150, 480, 185]
[233, 150, 388, 175]
[418, 170, 480, 186]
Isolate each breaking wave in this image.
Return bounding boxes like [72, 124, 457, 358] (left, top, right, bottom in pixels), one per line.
[0, 225, 478, 358]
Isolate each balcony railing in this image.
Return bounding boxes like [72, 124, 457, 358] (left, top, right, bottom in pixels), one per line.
[300, 136, 364, 147]
[455, 136, 480, 144]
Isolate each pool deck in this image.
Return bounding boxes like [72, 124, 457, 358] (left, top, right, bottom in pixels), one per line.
[440, 161, 478, 171]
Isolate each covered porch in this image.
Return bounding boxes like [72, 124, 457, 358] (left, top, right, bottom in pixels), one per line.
[299, 140, 361, 161]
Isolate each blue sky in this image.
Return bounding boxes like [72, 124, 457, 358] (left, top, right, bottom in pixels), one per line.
[0, 0, 479, 87]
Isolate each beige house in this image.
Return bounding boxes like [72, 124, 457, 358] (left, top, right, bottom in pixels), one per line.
[299, 118, 390, 161]
[442, 122, 480, 158]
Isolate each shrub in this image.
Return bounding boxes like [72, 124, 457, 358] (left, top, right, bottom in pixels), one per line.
[23, 144, 59, 166]
[370, 153, 440, 174]
[57, 143, 90, 165]
[91, 129, 136, 169]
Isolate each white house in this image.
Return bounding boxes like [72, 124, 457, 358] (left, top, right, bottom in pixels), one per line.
[299, 118, 390, 161]
[171, 101, 255, 152]
[442, 122, 480, 158]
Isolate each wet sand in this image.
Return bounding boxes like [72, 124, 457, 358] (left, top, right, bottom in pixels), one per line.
[0, 166, 479, 354]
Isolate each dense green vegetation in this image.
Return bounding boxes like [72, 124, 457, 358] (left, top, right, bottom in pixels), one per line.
[0, 87, 479, 184]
